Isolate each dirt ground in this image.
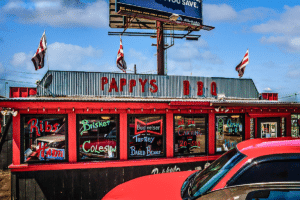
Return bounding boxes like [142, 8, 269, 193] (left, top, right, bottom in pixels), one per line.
[0, 170, 11, 200]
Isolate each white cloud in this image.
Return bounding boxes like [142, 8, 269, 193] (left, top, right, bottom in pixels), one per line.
[238, 7, 277, 23]
[168, 40, 223, 65]
[10, 42, 103, 71]
[252, 5, 300, 35]
[260, 36, 300, 52]
[203, 4, 237, 22]
[11, 52, 33, 70]
[2, 0, 108, 28]
[127, 48, 156, 74]
[203, 4, 277, 23]
[48, 42, 103, 70]
[253, 5, 300, 53]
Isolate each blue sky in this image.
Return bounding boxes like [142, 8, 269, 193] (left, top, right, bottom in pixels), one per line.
[0, 0, 300, 101]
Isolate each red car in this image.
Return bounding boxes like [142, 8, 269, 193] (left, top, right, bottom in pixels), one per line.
[103, 137, 300, 200]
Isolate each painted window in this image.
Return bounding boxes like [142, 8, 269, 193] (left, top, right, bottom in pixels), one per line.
[215, 114, 244, 153]
[291, 114, 300, 137]
[174, 115, 207, 156]
[77, 115, 118, 161]
[22, 115, 67, 163]
[128, 115, 165, 158]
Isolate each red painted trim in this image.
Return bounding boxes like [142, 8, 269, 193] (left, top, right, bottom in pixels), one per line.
[120, 113, 127, 160]
[249, 113, 290, 118]
[286, 115, 291, 137]
[208, 113, 215, 155]
[245, 114, 250, 140]
[9, 155, 221, 172]
[166, 112, 173, 158]
[68, 113, 77, 162]
[12, 114, 21, 165]
[169, 102, 210, 106]
[1, 102, 171, 110]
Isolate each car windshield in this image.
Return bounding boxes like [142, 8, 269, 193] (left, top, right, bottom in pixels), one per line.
[188, 148, 246, 198]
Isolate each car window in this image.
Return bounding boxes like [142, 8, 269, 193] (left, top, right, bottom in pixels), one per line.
[184, 148, 246, 198]
[246, 190, 300, 200]
[231, 160, 300, 186]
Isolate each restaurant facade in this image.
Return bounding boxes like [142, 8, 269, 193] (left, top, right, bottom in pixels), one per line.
[1, 70, 300, 199]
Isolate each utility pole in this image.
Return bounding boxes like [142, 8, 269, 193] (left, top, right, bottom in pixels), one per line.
[157, 21, 164, 75]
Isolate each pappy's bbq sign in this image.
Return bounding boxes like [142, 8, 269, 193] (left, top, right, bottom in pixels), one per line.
[100, 77, 217, 96]
[38, 71, 259, 99]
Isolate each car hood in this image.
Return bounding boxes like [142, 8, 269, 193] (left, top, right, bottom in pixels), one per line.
[103, 170, 196, 200]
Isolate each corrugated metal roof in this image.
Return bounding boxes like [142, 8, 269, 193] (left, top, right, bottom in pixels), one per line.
[36, 70, 259, 99]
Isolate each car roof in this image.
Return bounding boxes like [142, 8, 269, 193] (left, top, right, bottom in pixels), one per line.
[237, 137, 300, 158]
[196, 182, 300, 200]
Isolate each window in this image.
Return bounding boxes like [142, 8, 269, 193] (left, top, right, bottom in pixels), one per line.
[174, 115, 207, 156]
[215, 114, 244, 153]
[77, 115, 118, 161]
[261, 122, 277, 138]
[291, 114, 300, 137]
[128, 115, 165, 158]
[230, 160, 300, 186]
[246, 190, 300, 200]
[181, 148, 246, 198]
[22, 115, 67, 163]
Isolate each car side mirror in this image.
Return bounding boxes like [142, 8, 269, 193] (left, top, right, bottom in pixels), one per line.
[246, 190, 270, 200]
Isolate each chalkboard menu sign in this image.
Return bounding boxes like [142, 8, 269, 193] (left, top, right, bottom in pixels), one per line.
[77, 115, 118, 161]
[215, 114, 244, 153]
[22, 115, 67, 163]
[174, 115, 207, 156]
[128, 115, 165, 158]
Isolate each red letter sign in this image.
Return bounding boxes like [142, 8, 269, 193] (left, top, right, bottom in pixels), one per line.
[197, 81, 203, 96]
[183, 80, 190, 95]
[120, 78, 126, 92]
[101, 77, 108, 91]
[211, 81, 217, 96]
[139, 79, 148, 93]
[109, 78, 119, 92]
[129, 79, 136, 93]
[150, 79, 158, 93]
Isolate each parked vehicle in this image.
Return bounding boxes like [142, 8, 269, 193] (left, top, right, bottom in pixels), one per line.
[102, 137, 300, 200]
[196, 183, 300, 200]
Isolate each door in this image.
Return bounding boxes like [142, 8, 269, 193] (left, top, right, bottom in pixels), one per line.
[257, 118, 281, 138]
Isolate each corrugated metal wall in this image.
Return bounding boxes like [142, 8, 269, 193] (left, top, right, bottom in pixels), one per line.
[37, 71, 259, 99]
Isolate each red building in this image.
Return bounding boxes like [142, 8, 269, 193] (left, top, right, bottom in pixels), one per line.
[1, 70, 300, 199]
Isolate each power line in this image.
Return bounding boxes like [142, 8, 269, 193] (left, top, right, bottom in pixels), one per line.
[0, 78, 35, 84]
[5, 69, 40, 75]
[279, 92, 300, 99]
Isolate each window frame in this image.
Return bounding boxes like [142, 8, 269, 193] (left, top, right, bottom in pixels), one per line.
[76, 114, 120, 162]
[173, 114, 208, 157]
[215, 114, 245, 154]
[227, 153, 300, 187]
[127, 114, 166, 159]
[20, 114, 69, 164]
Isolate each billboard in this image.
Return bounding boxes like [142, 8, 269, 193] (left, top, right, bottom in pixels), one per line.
[116, 0, 203, 27]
